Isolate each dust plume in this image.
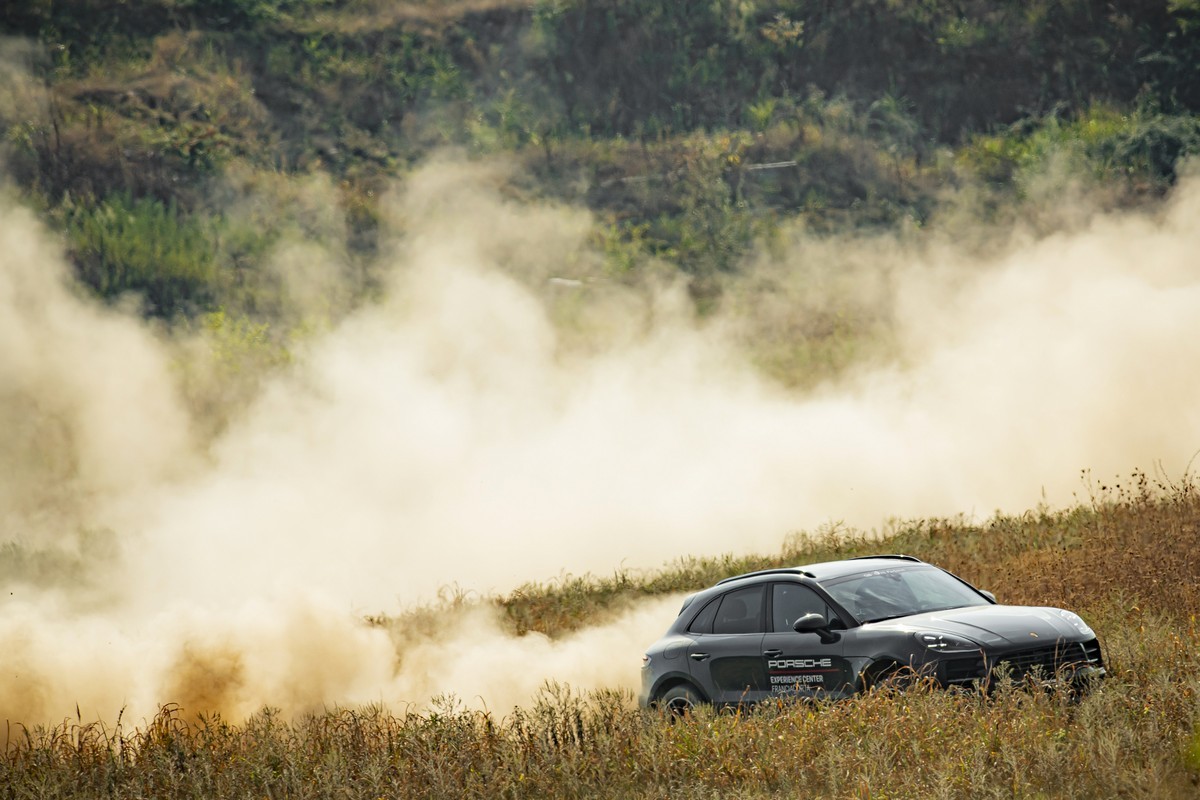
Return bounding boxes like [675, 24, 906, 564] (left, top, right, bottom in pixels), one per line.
[2, 141, 1200, 726]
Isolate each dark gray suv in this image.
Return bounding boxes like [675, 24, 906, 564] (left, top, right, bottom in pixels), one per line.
[639, 555, 1105, 711]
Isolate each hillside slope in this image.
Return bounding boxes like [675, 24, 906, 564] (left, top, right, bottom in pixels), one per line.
[2, 0, 1199, 321]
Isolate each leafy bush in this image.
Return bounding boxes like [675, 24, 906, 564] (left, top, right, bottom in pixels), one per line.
[959, 104, 1200, 197]
[178, 309, 294, 439]
[530, 0, 801, 137]
[62, 192, 219, 316]
[1087, 104, 1200, 182]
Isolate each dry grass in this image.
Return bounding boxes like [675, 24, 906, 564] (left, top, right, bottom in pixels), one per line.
[5, 475, 1200, 798]
[4, 649, 1197, 798]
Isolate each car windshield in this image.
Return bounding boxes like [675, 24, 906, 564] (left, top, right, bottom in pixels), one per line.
[822, 565, 990, 623]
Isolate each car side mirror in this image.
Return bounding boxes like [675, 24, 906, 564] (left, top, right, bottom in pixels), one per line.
[980, 590, 997, 604]
[793, 612, 840, 644]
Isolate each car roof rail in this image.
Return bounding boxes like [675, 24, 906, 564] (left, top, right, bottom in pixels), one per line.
[848, 554, 923, 563]
[716, 567, 816, 585]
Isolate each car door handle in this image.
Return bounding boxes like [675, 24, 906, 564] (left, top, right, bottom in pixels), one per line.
[763, 649, 783, 658]
[689, 653, 710, 662]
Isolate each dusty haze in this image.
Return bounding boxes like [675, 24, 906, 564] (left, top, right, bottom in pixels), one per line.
[1, 145, 1199, 727]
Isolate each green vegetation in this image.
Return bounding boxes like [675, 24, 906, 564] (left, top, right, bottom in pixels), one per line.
[5, 474, 1200, 797]
[58, 191, 219, 315]
[3, 0, 1200, 331]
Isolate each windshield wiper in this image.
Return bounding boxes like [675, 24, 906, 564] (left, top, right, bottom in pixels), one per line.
[860, 612, 914, 624]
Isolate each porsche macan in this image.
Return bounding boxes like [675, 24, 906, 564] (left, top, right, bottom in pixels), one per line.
[639, 555, 1105, 711]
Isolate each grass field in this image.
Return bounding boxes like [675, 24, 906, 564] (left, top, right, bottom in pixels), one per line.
[3, 472, 1198, 798]
[4, 3, 1200, 797]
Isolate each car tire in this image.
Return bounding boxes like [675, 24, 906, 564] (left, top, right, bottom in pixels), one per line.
[861, 661, 913, 692]
[658, 684, 702, 715]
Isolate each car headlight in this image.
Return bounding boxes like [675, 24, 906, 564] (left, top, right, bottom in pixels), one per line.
[1056, 610, 1094, 637]
[915, 631, 981, 653]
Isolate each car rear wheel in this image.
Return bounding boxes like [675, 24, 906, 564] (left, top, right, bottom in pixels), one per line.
[658, 684, 702, 715]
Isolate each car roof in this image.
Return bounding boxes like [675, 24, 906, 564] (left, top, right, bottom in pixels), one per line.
[800, 555, 926, 580]
[715, 555, 926, 587]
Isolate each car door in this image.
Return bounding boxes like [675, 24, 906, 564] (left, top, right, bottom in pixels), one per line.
[761, 582, 854, 698]
[685, 584, 768, 704]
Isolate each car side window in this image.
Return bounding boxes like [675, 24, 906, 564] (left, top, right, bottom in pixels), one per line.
[711, 585, 766, 635]
[772, 583, 831, 632]
[687, 597, 720, 634]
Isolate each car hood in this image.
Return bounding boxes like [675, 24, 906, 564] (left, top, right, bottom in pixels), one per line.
[866, 605, 1093, 648]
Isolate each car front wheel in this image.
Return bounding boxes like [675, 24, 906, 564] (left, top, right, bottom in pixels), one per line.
[658, 684, 702, 715]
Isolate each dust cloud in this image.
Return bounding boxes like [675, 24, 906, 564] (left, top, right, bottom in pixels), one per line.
[1, 142, 1199, 727]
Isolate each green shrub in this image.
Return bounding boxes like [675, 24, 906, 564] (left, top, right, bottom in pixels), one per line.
[62, 192, 219, 316]
[178, 309, 294, 438]
[1086, 104, 1200, 183]
[959, 104, 1200, 197]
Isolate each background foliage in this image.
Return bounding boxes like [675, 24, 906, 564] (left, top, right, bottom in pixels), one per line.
[2, 0, 1199, 329]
